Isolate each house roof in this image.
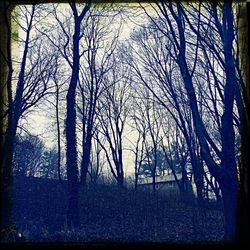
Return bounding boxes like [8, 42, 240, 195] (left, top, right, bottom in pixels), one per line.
[138, 173, 182, 185]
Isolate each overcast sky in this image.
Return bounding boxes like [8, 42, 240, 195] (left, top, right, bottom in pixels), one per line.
[12, 3, 153, 177]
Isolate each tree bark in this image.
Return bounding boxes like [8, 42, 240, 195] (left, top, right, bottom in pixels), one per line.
[55, 82, 61, 181]
[1, 3, 16, 237]
[65, 2, 90, 228]
[237, 2, 249, 243]
[65, 19, 81, 228]
[173, 1, 238, 240]
[80, 135, 92, 186]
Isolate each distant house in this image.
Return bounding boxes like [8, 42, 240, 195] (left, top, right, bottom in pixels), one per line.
[138, 173, 195, 197]
[138, 174, 181, 191]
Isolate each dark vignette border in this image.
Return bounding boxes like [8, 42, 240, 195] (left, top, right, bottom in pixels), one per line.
[0, 0, 249, 248]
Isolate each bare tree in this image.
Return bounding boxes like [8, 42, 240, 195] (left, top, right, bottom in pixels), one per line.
[64, 0, 91, 229]
[88, 130, 104, 184]
[96, 57, 131, 188]
[76, 6, 121, 187]
[48, 56, 67, 182]
[13, 134, 45, 177]
[130, 95, 147, 191]
[54, 71, 62, 181]
[160, 121, 190, 201]
[143, 92, 162, 194]
[0, 2, 14, 234]
[41, 0, 92, 229]
[142, 0, 240, 239]
[127, 19, 205, 204]
[1, 4, 56, 234]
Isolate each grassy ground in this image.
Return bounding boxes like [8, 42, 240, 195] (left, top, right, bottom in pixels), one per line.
[11, 176, 224, 244]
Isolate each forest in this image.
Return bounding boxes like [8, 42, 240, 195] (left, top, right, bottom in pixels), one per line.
[0, 0, 249, 245]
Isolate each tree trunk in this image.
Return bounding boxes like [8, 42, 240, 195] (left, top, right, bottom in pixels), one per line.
[80, 95, 96, 187]
[173, 2, 238, 239]
[134, 173, 139, 191]
[180, 162, 188, 201]
[55, 83, 61, 181]
[152, 170, 156, 194]
[65, 95, 79, 228]
[80, 138, 91, 187]
[219, 1, 239, 240]
[189, 150, 204, 206]
[237, 4, 249, 239]
[0, 3, 15, 238]
[65, 1, 91, 228]
[220, 180, 238, 241]
[117, 173, 124, 188]
[1, 126, 14, 236]
[65, 18, 81, 229]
